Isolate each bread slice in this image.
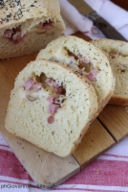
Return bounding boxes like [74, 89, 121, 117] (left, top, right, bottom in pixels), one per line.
[37, 35, 114, 109]
[5, 59, 98, 157]
[92, 39, 128, 106]
[0, 0, 65, 59]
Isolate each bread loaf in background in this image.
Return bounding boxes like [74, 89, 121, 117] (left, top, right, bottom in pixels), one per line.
[37, 35, 115, 109]
[0, 0, 65, 59]
[92, 39, 128, 106]
[5, 59, 98, 157]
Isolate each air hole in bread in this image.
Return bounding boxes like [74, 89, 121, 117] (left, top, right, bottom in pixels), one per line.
[36, 73, 66, 96]
[24, 72, 66, 99]
[64, 47, 97, 81]
[64, 47, 91, 72]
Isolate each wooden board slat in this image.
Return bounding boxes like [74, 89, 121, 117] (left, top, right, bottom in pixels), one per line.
[73, 120, 115, 167]
[2, 129, 80, 189]
[99, 105, 128, 141]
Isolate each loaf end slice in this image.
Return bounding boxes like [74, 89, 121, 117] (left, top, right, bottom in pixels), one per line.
[92, 39, 128, 106]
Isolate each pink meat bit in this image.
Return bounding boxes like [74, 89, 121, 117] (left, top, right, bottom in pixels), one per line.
[47, 116, 55, 124]
[24, 78, 43, 101]
[32, 82, 42, 92]
[86, 69, 97, 81]
[47, 96, 56, 104]
[38, 21, 53, 30]
[25, 78, 42, 92]
[25, 78, 35, 91]
[48, 103, 60, 114]
[45, 78, 57, 87]
[4, 29, 13, 38]
[4, 27, 25, 44]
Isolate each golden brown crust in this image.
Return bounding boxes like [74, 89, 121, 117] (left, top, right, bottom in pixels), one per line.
[69, 122, 91, 157]
[100, 90, 113, 110]
[92, 38, 128, 107]
[0, 0, 65, 59]
[0, 0, 62, 28]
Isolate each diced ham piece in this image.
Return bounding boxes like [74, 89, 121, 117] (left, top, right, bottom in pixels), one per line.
[47, 116, 55, 124]
[25, 78, 35, 91]
[48, 103, 60, 114]
[25, 78, 42, 92]
[38, 21, 53, 30]
[43, 23, 53, 30]
[4, 29, 13, 38]
[32, 82, 42, 92]
[45, 78, 58, 88]
[4, 27, 25, 44]
[86, 69, 97, 81]
[24, 78, 43, 101]
[12, 31, 24, 44]
[47, 96, 56, 104]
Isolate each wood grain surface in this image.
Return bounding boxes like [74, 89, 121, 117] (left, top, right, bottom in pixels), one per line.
[73, 120, 115, 167]
[99, 105, 128, 141]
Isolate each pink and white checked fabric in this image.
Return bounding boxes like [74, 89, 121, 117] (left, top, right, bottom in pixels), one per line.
[0, 133, 128, 192]
[1, 1, 128, 191]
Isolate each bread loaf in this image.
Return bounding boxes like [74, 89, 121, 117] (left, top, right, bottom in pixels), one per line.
[5, 59, 98, 157]
[92, 39, 128, 105]
[0, 0, 65, 59]
[37, 36, 114, 108]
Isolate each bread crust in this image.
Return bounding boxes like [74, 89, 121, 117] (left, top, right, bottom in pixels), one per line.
[9, 119, 91, 158]
[92, 38, 128, 106]
[0, 0, 62, 28]
[0, 0, 65, 59]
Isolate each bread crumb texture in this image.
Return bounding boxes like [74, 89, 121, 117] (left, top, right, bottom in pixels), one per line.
[37, 36, 114, 106]
[5, 60, 98, 157]
[92, 39, 128, 100]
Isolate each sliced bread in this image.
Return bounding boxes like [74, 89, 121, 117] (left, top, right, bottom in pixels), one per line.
[37, 35, 114, 109]
[92, 39, 128, 105]
[5, 59, 98, 157]
[0, 0, 65, 59]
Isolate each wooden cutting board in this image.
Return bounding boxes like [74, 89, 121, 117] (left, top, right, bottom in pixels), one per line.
[0, 34, 128, 189]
